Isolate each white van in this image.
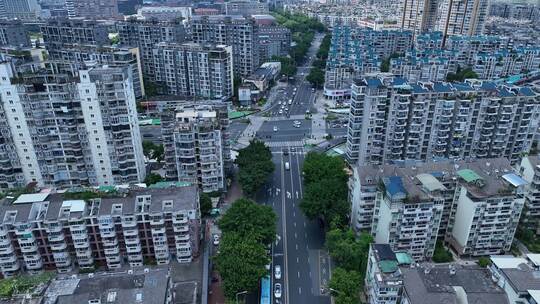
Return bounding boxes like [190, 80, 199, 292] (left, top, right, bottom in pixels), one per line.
[284, 162, 290, 170]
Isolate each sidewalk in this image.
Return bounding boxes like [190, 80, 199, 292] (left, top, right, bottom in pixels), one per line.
[310, 90, 328, 142]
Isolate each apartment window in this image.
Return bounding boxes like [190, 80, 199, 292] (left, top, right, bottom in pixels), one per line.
[6, 91, 10, 95]
[11, 109, 15, 113]
[85, 89, 90, 93]
[8, 100, 13, 104]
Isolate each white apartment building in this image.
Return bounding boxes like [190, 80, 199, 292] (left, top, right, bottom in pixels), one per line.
[365, 244, 510, 304]
[117, 19, 187, 80]
[399, 0, 439, 34]
[351, 158, 527, 259]
[450, 166, 526, 256]
[372, 174, 444, 260]
[489, 255, 540, 304]
[153, 42, 234, 100]
[519, 156, 540, 234]
[0, 63, 145, 190]
[365, 244, 412, 304]
[346, 75, 540, 166]
[436, 0, 490, 37]
[162, 103, 230, 193]
[191, 15, 259, 77]
[399, 0, 489, 37]
[0, 185, 200, 276]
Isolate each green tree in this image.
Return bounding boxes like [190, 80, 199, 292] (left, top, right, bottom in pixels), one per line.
[446, 66, 478, 82]
[144, 173, 163, 185]
[432, 241, 454, 263]
[214, 233, 269, 299]
[200, 193, 212, 217]
[306, 67, 325, 88]
[326, 229, 373, 274]
[236, 140, 275, 197]
[151, 144, 164, 163]
[218, 198, 277, 244]
[478, 257, 491, 268]
[328, 268, 362, 304]
[272, 56, 297, 76]
[300, 153, 349, 226]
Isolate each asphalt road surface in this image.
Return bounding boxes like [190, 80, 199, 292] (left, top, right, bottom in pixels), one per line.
[258, 120, 311, 142]
[258, 146, 331, 304]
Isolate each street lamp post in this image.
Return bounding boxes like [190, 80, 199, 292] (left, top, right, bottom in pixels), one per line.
[236, 290, 248, 304]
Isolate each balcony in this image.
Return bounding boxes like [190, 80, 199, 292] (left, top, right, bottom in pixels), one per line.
[104, 246, 120, 256]
[73, 240, 90, 249]
[50, 242, 67, 251]
[106, 255, 121, 264]
[175, 233, 190, 242]
[102, 237, 118, 247]
[155, 250, 169, 259]
[151, 227, 166, 235]
[173, 225, 189, 233]
[20, 244, 38, 253]
[71, 233, 88, 241]
[123, 228, 139, 237]
[126, 244, 142, 253]
[48, 233, 65, 242]
[172, 216, 188, 225]
[150, 218, 164, 226]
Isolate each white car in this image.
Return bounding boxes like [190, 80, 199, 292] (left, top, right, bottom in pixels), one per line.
[274, 283, 282, 299]
[278, 109, 283, 114]
[288, 100, 292, 105]
[285, 108, 289, 112]
[278, 101, 281, 105]
[274, 265, 281, 280]
[273, 126, 278, 132]
[213, 234, 220, 245]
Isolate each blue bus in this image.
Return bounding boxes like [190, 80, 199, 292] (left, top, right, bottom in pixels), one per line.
[260, 275, 271, 304]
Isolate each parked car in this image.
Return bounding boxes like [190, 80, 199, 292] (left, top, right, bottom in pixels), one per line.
[213, 234, 220, 245]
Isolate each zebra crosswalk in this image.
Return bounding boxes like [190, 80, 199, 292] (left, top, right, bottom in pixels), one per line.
[264, 141, 305, 148]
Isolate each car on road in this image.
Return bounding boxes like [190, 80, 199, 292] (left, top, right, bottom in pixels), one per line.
[285, 107, 289, 112]
[274, 265, 281, 279]
[274, 284, 282, 298]
[213, 234, 220, 246]
[290, 147, 296, 152]
[293, 121, 301, 128]
[312, 88, 315, 92]
[282, 148, 289, 155]
[288, 100, 292, 105]
[284, 162, 290, 170]
[278, 101, 281, 105]
[273, 126, 278, 132]
[278, 109, 283, 114]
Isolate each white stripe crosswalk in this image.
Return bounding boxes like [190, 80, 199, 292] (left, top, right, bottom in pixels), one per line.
[264, 141, 305, 148]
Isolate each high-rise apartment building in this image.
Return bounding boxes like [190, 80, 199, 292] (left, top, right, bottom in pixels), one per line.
[517, 156, 540, 234]
[191, 15, 259, 77]
[0, 63, 145, 190]
[0, 0, 41, 20]
[152, 42, 233, 99]
[400, 0, 490, 38]
[162, 103, 230, 193]
[324, 26, 413, 100]
[372, 174, 444, 259]
[351, 158, 527, 259]
[41, 19, 110, 48]
[346, 75, 539, 166]
[436, 0, 490, 36]
[450, 166, 526, 256]
[65, 0, 119, 19]
[117, 19, 187, 80]
[41, 19, 145, 99]
[0, 185, 199, 276]
[399, 0, 439, 34]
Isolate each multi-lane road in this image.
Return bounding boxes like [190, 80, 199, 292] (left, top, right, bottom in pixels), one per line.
[252, 32, 332, 304]
[260, 146, 331, 304]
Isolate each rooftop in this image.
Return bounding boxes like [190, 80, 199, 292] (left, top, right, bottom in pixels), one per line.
[402, 265, 509, 304]
[47, 268, 170, 304]
[356, 158, 522, 200]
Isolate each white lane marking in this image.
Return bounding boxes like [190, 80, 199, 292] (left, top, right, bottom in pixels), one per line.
[293, 211, 296, 217]
[294, 232, 297, 239]
[305, 233, 307, 238]
[299, 287, 302, 295]
[296, 191, 299, 198]
[304, 222, 306, 227]
[296, 244, 298, 250]
[297, 257, 299, 263]
[297, 271, 300, 278]
[309, 271, 312, 278]
[293, 222, 296, 227]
